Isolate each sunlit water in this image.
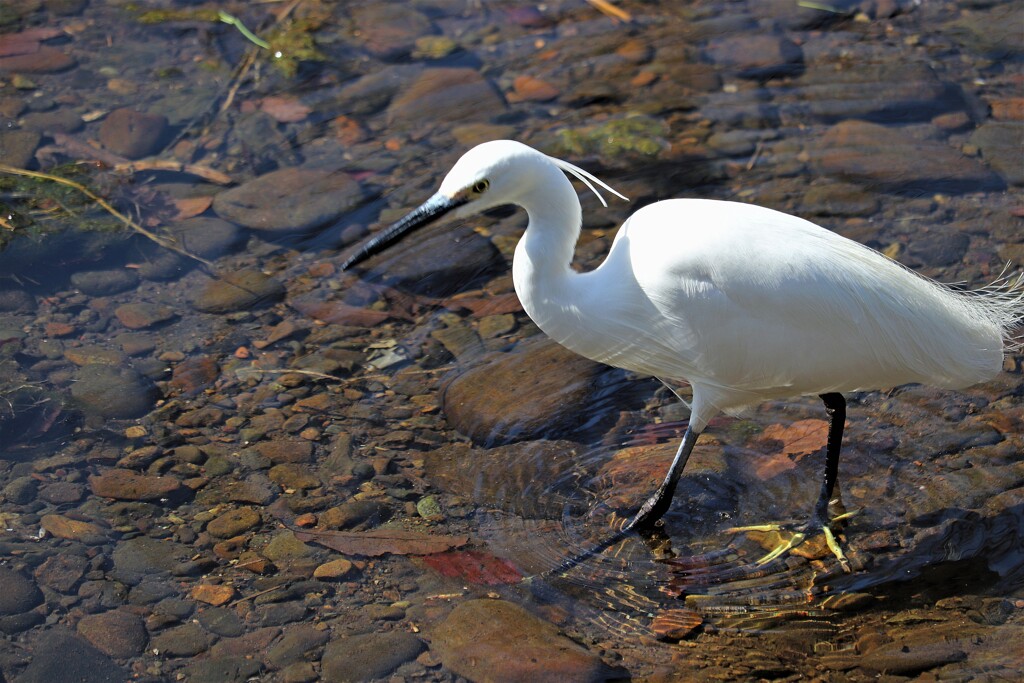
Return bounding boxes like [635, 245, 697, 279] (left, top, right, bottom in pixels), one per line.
[0, 0, 1021, 679]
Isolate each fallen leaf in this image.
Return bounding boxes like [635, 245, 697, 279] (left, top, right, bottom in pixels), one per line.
[171, 196, 213, 220]
[260, 96, 312, 123]
[294, 528, 469, 556]
[420, 550, 523, 585]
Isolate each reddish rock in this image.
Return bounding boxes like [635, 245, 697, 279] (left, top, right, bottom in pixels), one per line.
[44, 322, 75, 337]
[89, 469, 186, 501]
[0, 46, 76, 73]
[114, 303, 176, 329]
[508, 75, 560, 103]
[189, 269, 286, 313]
[98, 108, 168, 159]
[169, 356, 220, 394]
[34, 554, 89, 593]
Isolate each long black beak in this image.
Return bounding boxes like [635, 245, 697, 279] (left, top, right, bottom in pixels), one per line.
[341, 193, 464, 271]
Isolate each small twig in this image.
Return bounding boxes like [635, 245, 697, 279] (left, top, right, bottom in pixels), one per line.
[746, 141, 764, 171]
[0, 163, 214, 267]
[585, 0, 632, 23]
[113, 160, 233, 185]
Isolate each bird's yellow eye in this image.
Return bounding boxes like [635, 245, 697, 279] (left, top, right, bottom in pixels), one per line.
[472, 179, 490, 194]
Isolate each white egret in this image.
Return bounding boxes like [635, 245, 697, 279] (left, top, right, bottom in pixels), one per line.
[342, 140, 1023, 572]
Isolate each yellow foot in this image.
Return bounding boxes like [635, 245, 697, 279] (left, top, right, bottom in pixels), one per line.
[726, 511, 857, 572]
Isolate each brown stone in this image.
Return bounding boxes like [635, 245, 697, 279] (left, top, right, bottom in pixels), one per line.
[89, 469, 186, 501]
[207, 507, 261, 539]
[98, 108, 168, 159]
[430, 599, 616, 683]
[40, 514, 106, 544]
[114, 303, 176, 329]
[190, 584, 235, 606]
[169, 356, 220, 394]
[0, 46, 76, 73]
[254, 439, 314, 464]
[388, 68, 505, 126]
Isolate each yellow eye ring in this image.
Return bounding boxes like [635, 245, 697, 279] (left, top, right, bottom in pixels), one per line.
[472, 179, 490, 194]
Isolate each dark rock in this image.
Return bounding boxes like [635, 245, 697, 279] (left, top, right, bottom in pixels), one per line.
[0, 129, 40, 168]
[942, 5, 1024, 59]
[180, 656, 263, 683]
[34, 553, 89, 593]
[168, 356, 220, 394]
[112, 536, 194, 581]
[812, 120, 1002, 193]
[3, 476, 37, 504]
[0, 46, 76, 73]
[354, 222, 504, 297]
[430, 599, 616, 683]
[265, 624, 330, 670]
[149, 622, 210, 657]
[213, 167, 365, 233]
[904, 231, 970, 268]
[20, 107, 83, 133]
[70, 269, 139, 296]
[0, 289, 35, 312]
[257, 600, 308, 626]
[387, 68, 505, 126]
[705, 34, 803, 80]
[442, 338, 614, 445]
[801, 182, 879, 217]
[969, 122, 1024, 186]
[351, 4, 434, 60]
[16, 630, 126, 683]
[37, 481, 84, 504]
[189, 269, 286, 313]
[77, 609, 148, 658]
[99, 108, 168, 159]
[0, 567, 43, 615]
[321, 631, 424, 682]
[167, 216, 243, 258]
[781, 60, 952, 124]
[197, 607, 245, 637]
[70, 364, 160, 418]
[318, 499, 389, 530]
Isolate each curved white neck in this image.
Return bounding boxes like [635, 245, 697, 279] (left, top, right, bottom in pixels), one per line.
[511, 168, 583, 330]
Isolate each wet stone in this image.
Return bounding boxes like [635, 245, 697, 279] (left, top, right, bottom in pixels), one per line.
[213, 167, 365, 233]
[265, 624, 330, 670]
[387, 67, 506, 126]
[89, 469, 185, 502]
[114, 302, 176, 329]
[16, 629, 126, 683]
[319, 499, 389, 529]
[442, 339, 614, 445]
[190, 269, 286, 313]
[198, 607, 245, 637]
[70, 364, 160, 418]
[0, 46, 76, 73]
[150, 622, 210, 657]
[76, 609, 148, 658]
[812, 120, 1001, 194]
[0, 289, 35, 312]
[40, 513, 106, 544]
[37, 481, 84, 504]
[168, 356, 220, 394]
[430, 599, 616, 683]
[269, 463, 321, 490]
[69, 268, 138, 296]
[34, 553, 88, 593]
[207, 506, 262, 538]
[112, 536, 194, 581]
[3, 476, 37, 504]
[167, 216, 244, 258]
[351, 4, 434, 60]
[969, 122, 1024, 186]
[99, 108, 168, 159]
[0, 129, 40, 168]
[181, 656, 263, 683]
[254, 438, 314, 464]
[321, 630, 425, 682]
[705, 34, 803, 80]
[261, 531, 312, 561]
[257, 600, 308, 626]
[0, 567, 43, 615]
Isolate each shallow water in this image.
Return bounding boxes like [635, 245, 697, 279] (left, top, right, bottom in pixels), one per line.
[0, 0, 1022, 681]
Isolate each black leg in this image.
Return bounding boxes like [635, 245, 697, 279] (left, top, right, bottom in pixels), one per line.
[544, 426, 699, 577]
[814, 393, 846, 524]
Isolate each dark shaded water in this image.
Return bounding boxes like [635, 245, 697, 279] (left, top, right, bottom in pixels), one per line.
[0, 0, 1022, 681]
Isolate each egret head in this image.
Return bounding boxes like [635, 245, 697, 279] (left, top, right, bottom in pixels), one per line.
[340, 140, 624, 271]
